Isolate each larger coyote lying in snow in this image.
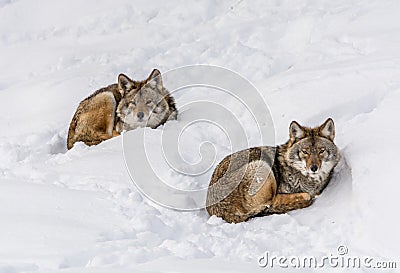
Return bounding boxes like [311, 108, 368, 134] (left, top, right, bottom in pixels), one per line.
[206, 118, 340, 223]
[67, 69, 177, 149]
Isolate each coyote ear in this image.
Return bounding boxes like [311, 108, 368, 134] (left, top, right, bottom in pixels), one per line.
[147, 69, 163, 90]
[320, 118, 335, 141]
[289, 121, 305, 141]
[118, 74, 133, 96]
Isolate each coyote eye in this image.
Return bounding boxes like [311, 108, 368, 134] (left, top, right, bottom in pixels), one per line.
[130, 102, 136, 106]
[146, 100, 152, 105]
[319, 148, 326, 154]
[301, 149, 309, 155]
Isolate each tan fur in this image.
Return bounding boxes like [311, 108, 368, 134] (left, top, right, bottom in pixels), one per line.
[67, 75, 143, 149]
[266, 193, 312, 214]
[206, 118, 339, 223]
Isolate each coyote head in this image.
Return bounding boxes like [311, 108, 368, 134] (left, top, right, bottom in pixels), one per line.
[116, 69, 173, 131]
[285, 118, 339, 179]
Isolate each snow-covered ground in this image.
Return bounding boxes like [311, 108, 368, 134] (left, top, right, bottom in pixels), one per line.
[1, 0, 400, 272]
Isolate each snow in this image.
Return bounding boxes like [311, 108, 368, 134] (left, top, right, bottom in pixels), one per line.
[1, 0, 400, 272]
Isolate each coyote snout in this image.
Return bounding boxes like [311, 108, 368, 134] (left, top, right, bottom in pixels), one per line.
[137, 111, 144, 120]
[300, 147, 323, 175]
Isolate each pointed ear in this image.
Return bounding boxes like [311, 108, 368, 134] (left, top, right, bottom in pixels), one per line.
[147, 69, 163, 90]
[289, 121, 305, 141]
[319, 118, 335, 141]
[118, 74, 133, 96]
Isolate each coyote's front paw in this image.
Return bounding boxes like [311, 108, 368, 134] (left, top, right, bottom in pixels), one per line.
[266, 192, 314, 214]
[295, 192, 313, 208]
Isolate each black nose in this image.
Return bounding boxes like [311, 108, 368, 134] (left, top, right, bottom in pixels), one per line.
[310, 164, 318, 172]
[137, 112, 144, 119]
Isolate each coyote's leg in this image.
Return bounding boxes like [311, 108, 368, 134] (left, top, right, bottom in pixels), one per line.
[112, 130, 120, 137]
[82, 132, 113, 146]
[264, 193, 313, 215]
[224, 212, 253, 224]
[81, 129, 120, 147]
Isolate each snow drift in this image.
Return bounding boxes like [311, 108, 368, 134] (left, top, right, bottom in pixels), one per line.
[0, 0, 399, 272]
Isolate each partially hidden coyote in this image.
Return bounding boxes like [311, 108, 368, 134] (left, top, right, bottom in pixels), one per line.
[67, 69, 177, 149]
[206, 118, 340, 223]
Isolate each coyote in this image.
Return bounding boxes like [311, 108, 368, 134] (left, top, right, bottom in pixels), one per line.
[67, 69, 177, 149]
[206, 118, 340, 223]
